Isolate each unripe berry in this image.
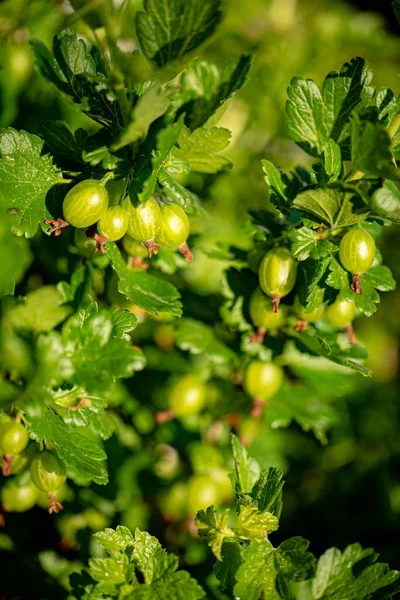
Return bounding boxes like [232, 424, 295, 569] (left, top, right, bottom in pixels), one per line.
[294, 296, 324, 323]
[63, 180, 109, 228]
[259, 248, 297, 312]
[339, 229, 375, 294]
[326, 296, 357, 328]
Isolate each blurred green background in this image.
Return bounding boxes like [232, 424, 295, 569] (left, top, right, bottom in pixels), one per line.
[0, 0, 400, 598]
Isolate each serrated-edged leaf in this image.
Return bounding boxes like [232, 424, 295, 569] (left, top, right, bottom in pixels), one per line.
[351, 119, 398, 179]
[158, 169, 195, 209]
[230, 434, 260, 494]
[371, 180, 400, 222]
[62, 309, 143, 384]
[176, 126, 231, 174]
[251, 467, 284, 515]
[298, 257, 330, 312]
[107, 243, 182, 317]
[9, 286, 72, 333]
[28, 408, 108, 485]
[177, 54, 253, 130]
[175, 318, 236, 365]
[40, 120, 83, 163]
[0, 128, 62, 237]
[288, 330, 372, 377]
[0, 216, 32, 296]
[31, 31, 120, 128]
[286, 78, 327, 155]
[262, 159, 290, 212]
[293, 189, 369, 229]
[263, 381, 339, 443]
[276, 537, 316, 582]
[89, 556, 126, 586]
[112, 84, 172, 150]
[236, 505, 279, 542]
[326, 258, 390, 317]
[109, 307, 138, 341]
[132, 528, 205, 599]
[322, 139, 341, 181]
[214, 541, 243, 592]
[322, 57, 374, 143]
[311, 543, 400, 600]
[196, 507, 235, 561]
[132, 117, 184, 201]
[363, 265, 396, 292]
[135, 0, 223, 72]
[290, 227, 336, 262]
[234, 541, 279, 600]
[94, 526, 134, 554]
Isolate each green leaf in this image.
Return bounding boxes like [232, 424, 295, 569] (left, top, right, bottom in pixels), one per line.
[276, 537, 316, 581]
[371, 180, 400, 222]
[251, 467, 284, 516]
[233, 541, 279, 600]
[9, 286, 72, 333]
[262, 159, 290, 212]
[107, 243, 182, 318]
[132, 529, 205, 598]
[263, 382, 339, 443]
[196, 507, 235, 561]
[311, 543, 400, 599]
[111, 84, 172, 150]
[286, 78, 327, 155]
[290, 227, 337, 262]
[327, 258, 394, 316]
[230, 434, 260, 495]
[158, 169, 195, 209]
[322, 139, 341, 181]
[236, 505, 279, 542]
[298, 257, 331, 313]
[175, 126, 231, 174]
[28, 408, 108, 485]
[0, 216, 32, 296]
[132, 117, 184, 201]
[40, 120, 83, 163]
[135, 0, 223, 72]
[94, 526, 134, 554]
[177, 54, 253, 130]
[351, 120, 398, 179]
[62, 308, 143, 385]
[31, 30, 121, 128]
[293, 189, 369, 229]
[175, 318, 236, 365]
[214, 541, 243, 592]
[0, 129, 62, 237]
[288, 330, 372, 377]
[322, 57, 373, 143]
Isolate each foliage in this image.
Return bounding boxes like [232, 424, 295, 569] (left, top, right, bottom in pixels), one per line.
[0, 0, 400, 598]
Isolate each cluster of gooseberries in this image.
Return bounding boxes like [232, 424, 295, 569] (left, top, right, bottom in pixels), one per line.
[0, 418, 66, 514]
[237, 227, 376, 417]
[46, 178, 192, 262]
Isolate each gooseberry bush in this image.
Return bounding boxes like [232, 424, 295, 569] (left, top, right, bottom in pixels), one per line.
[0, 0, 400, 598]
